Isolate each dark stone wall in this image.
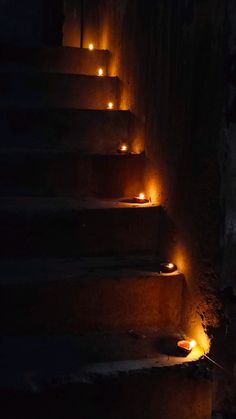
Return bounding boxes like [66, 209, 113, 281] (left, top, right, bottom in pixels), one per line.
[213, 0, 236, 414]
[101, 0, 236, 413]
[100, 0, 225, 347]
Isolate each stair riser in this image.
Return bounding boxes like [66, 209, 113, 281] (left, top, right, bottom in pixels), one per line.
[0, 73, 119, 109]
[0, 109, 133, 153]
[0, 154, 146, 198]
[0, 206, 164, 257]
[0, 47, 110, 75]
[0, 373, 212, 419]
[0, 274, 183, 334]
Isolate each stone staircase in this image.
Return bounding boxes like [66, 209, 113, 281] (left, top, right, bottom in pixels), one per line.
[0, 45, 212, 418]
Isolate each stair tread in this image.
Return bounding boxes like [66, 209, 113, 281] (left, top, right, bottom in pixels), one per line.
[0, 45, 110, 76]
[0, 196, 157, 212]
[0, 72, 120, 110]
[0, 256, 181, 285]
[0, 107, 128, 113]
[0, 331, 203, 390]
[0, 108, 133, 153]
[0, 148, 141, 156]
[0, 70, 116, 79]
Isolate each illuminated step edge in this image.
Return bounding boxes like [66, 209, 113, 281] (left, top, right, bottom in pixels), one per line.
[0, 72, 120, 110]
[0, 109, 134, 153]
[0, 151, 147, 198]
[0, 45, 110, 76]
[0, 262, 184, 333]
[0, 197, 165, 258]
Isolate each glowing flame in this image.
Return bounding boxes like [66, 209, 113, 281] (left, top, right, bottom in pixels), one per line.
[139, 193, 145, 200]
[167, 263, 174, 269]
[98, 68, 104, 76]
[107, 102, 114, 110]
[88, 43, 94, 50]
[121, 144, 128, 152]
[189, 339, 197, 350]
[177, 339, 197, 351]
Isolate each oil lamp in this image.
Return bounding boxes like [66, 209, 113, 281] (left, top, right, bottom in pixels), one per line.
[98, 68, 104, 76]
[159, 262, 177, 273]
[117, 143, 128, 154]
[133, 193, 149, 204]
[107, 102, 114, 110]
[177, 339, 197, 354]
[88, 43, 94, 50]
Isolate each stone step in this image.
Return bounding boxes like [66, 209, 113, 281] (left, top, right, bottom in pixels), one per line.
[0, 257, 184, 334]
[0, 197, 164, 258]
[0, 150, 146, 198]
[0, 72, 119, 109]
[0, 334, 212, 419]
[0, 108, 134, 153]
[0, 45, 110, 75]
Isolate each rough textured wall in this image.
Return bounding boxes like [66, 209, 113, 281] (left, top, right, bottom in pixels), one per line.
[63, 0, 100, 48]
[213, 0, 236, 414]
[99, 0, 224, 348]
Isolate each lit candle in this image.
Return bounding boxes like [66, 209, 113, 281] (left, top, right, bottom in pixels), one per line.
[117, 144, 128, 154]
[159, 262, 177, 274]
[98, 68, 104, 76]
[177, 339, 197, 354]
[133, 193, 149, 204]
[107, 102, 114, 110]
[88, 43, 94, 50]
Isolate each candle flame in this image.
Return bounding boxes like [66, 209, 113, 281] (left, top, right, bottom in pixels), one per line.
[88, 43, 94, 50]
[107, 102, 114, 109]
[189, 339, 197, 350]
[177, 339, 197, 351]
[139, 193, 145, 200]
[98, 68, 104, 76]
[121, 144, 128, 151]
[167, 263, 174, 269]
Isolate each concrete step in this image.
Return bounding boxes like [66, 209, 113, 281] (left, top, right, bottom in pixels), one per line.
[0, 334, 212, 419]
[0, 150, 147, 198]
[0, 197, 165, 258]
[0, 45, 110, 75]
[0, 257, 184, 334]
[0, 72, 119, 109]
[0, 108, 134, 153]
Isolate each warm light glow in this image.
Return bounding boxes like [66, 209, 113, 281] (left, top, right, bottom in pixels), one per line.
[88, 43, 94, 50]
[107, 102, 114, 110]
[98, 68, 104, 76]
[190, 321, 211, 354]
[117, 143, 128, 154]
[133, 193, 148, 204]
[189, 339, 197, 350]
[167, 263, 174, 269]
[159, 262, 177, 274]
[177, 339, 197, 352]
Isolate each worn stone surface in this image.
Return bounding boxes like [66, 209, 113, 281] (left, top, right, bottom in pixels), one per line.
[0, 72, 120, 109]
[0, 108, 134, 152]
[0, 45, 110, 75]
[0, 197, 165, 258]
[0, 258, 184, 333]
[0, 365, 212, 419]
[0, 151, 147, 198]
